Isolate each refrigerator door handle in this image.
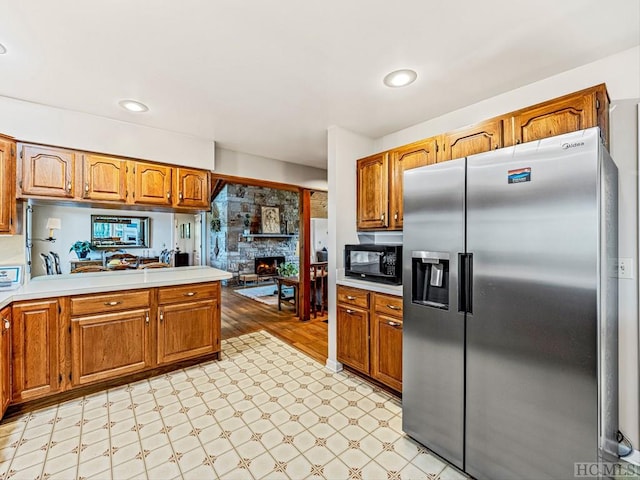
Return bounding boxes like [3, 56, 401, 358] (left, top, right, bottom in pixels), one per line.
[458, 253, 473, 314]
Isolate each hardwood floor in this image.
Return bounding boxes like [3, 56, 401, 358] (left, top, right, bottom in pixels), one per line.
[220, 284, 328, 365]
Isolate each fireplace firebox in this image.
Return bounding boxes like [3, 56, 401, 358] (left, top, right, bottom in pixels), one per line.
[254, 256, 285, 277]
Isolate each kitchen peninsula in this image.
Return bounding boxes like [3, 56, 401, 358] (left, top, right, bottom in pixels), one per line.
[0, 266, 232, 419]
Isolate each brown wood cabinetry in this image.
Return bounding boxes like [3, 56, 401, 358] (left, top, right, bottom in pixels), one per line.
[0, 136, 16, 234]
[337, 304, 370, 374]
[389, 138, 438, 229]
[82, 154, 128, 202]
[512, 84, 609, 148]
[11, 299, 60, 402]
[16, 143, 211, 211]
[157, 283, 220, 364]
[131, 161, 173, 206]
[70, 289, 152, 386]
[71, 309, 152, 386]
[337, 285, 403, 392]
[356, 85, 609, 230]
[18, 144, 77, 198]
[371, 293, 403, 391]
[441, 117, 505, 161]
[174, 167, 210, 209]
[0, 306, 11, 416]
[356, 153, 389, 229]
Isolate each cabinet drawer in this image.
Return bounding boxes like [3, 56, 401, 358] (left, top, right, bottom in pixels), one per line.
[158, 282, 218, 305]
[70, 290, 150, 316]
[337, 286, 369, 309]
[374, 293, 403, 318]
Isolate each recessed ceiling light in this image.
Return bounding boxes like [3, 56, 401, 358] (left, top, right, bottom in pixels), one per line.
[383, 69, 417, 88]
[118, 99, 149, 112]
[0, 43, 7, 55]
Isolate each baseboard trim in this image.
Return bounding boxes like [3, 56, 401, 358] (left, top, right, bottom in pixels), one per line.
[325, 359, 343, 373]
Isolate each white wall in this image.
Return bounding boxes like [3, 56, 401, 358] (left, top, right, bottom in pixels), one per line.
[326, 126, 375, 372]
[327, 45, 640, 444]
[214, 147, 328, 190]
[30, 204, 173, 276]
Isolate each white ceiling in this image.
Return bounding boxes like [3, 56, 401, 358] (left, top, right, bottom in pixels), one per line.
[0, 0, 638, 170]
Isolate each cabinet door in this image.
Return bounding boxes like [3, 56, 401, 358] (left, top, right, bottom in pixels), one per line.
[12, 300, 60, 402]
[371, 313, 403, 391]
[357, 152, 389, 229]
[71, 309, 152, 386]
[389, 137, 438, 230]
[157, 298, 218, 365]
[441, 118, 504, 161]
[0, 138, 15, 234]
[336, 304, 369, 374]
[19, 144, 77, 198]
[513, 91, 596, 145]
[131, 161, 172, 205]
[0, 307, 11, 416]
[82, 154, 128, 202]
[174, 167, 209, 209]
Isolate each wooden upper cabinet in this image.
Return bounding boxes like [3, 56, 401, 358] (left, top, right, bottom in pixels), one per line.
[82, 154, 128, 202]
[18, 145, 75, 199]
[19, 144, 77, 198]
[0, 137, 16, 234]
[441, 117, 504, 161]
[174, 167, 210, 209]
[357, 152, 389, 230]
[512, 84, 608, 147]
[131, 161, 173, 206]
[389, 137, 438, 230]
[11, 299, 60, 403]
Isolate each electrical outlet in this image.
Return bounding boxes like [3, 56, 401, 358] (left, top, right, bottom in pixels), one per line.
[618, 258, 634, 279]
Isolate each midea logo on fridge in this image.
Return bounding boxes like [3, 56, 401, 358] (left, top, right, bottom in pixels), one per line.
[562, 141, 585, 150]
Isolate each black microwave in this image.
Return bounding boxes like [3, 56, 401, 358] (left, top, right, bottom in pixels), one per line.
[344, 244, 402, 285]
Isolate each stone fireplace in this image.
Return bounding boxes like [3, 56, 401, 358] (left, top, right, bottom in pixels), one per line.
[208, 184, 299, 281]
[255, 256, 285, 277]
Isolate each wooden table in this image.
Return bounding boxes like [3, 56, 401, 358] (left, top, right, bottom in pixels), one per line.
[276, 276, 299, 316]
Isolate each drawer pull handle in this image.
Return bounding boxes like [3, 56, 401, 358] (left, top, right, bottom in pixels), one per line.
[3, 319, 9, 330]
[145, 313, 149, 324]
[346, 309, 355, 314]
[386, 304, 401, 310]
[346, 296, 357, 300]
[67, 181, 72, 193]
[104, 301, 121, 306]
[183, 292, 197, 297]
[160, 311, 164, 322]
[387, 321, 401, 328]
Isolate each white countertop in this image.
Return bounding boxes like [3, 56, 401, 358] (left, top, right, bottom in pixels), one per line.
[0, 266, 233, 309]
[336, 273, 404, 297]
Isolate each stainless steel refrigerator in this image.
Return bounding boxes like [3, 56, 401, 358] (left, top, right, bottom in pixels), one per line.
[402, 127, 618, 480]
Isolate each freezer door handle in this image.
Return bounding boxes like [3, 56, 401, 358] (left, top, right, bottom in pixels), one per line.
[458, 253, 473, 314]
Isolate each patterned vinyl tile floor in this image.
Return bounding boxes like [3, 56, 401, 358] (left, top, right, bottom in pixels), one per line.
[0, 331, 468, 480]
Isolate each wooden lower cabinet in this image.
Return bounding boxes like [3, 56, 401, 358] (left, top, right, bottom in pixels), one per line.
[11, 299, 60, 402]
[336, 304, 370, 374]
[371, 293, 403, 391]
[0, 306, 11, 416]
[336, 286, 403, 392]
[71, 309, 152, 386]
[158, 299, 218, 364]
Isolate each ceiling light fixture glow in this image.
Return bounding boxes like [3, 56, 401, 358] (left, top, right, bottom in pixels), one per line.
[383, 69, 417, 88]
[118, 99, 149, 112]
[0, 43, 7, 55]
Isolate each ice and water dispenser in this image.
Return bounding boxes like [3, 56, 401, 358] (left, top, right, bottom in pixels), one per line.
[411, 251, 450, 310]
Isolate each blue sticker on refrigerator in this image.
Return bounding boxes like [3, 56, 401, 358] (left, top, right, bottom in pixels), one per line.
[508, 167, 531, 184]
